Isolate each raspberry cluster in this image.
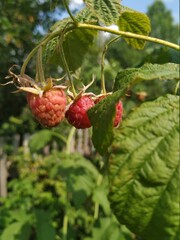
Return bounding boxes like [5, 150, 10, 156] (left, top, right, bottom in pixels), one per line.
[27, 90, 123, 129]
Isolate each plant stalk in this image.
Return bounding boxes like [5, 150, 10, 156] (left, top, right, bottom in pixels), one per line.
[101, 36, 121, 94]
[62, 214, 68, 240]
[20, 25, 75, 76]
[63, 0, 77, 25]
[93, 174, 103, 220]
[77, 23, 180, 50]
[20, 22, 179, 76]
[59, 35, 77, 97]
[36, 46, 46, 84]
[66, 127, 76, 154]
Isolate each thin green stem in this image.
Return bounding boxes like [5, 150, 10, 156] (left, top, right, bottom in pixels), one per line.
[51, 131, 67, 144]
[20, 22, 179, 77]
[101, 36, 120, 94]
[93, 174, 103, 220]
[59, 35, 77, 97]
[174, 81, 180, 95]
[20, 45, 39, 76]
[77, 23, 180, 50]
[63, 0, 77, 25]
[36, 46, 46, 83]
[66, 127, 76, 154]
[62, 214, 68, 240]
[94, 202, 100, 220]
[101, 44, 107, 94]
[20, 25, 75, 76]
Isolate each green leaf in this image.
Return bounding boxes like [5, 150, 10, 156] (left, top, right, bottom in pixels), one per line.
[35, 209, 55, 240]
[84, 0, 121, 26]
[1, 211, 32, 240]
[89, 63, 179, 155]
[54, 154, 99, 208]
[1, 222, 24, 240]
[84, 217, 132, 240]
[92, 177, 111, 215]
[49, 17, 72, 33]
[88, 90, 124, 155]
[114, 63, 180, 91]
[18, 224, 31, 240]
[44, 17, 72, 64]
[118, 11, 151, 49]
[46, 28, 96, 72]
[75, 7, 99, 24]
[109, 94, 179, 240]
[61, 28, 97, 72]
[29, 130, 53, 152]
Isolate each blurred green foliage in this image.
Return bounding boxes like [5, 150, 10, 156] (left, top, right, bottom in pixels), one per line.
[0, 147, 134, 239]
[0, 1, 179, 239]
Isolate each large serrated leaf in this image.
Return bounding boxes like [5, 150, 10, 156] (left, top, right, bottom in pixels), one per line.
[89, 63, 179, 155]
[118, 11, 151, 49]
[75, 7, 99, 24]
[114, 63, 179, 91]
[109, 94, 179, 240]
[84, 0, 121, 26]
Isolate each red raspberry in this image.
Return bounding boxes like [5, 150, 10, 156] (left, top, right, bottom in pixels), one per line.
[65, 95, 94, 129]
[94, 95, 123, 128]
[27, 89, 67, 127]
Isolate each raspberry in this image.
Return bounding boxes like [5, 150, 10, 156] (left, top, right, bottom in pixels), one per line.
[27, 89, 67, 127]
[65, 95, 94, 129]
[94, 95, 123, 128]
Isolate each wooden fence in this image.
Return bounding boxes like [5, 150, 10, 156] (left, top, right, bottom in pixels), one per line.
[0, 129, 93, 198]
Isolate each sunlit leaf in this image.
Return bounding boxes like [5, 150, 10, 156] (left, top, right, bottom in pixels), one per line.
[114, 63, 179, 91]
[118, 11, 151, 49]
[109, 94, 179, 240]
[84, 0, 121, 26]
[89, 63, 179, 155]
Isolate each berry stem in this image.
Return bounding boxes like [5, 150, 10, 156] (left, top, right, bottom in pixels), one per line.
[77, 23, 180, 50]
[63, 0, 77, 25]
[36, 46, 46, 84]
[101, 36, 120, 94]
[59, 32, 77, 97]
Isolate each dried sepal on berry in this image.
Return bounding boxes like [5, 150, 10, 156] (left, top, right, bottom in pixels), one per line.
[2, 65, 68, 128]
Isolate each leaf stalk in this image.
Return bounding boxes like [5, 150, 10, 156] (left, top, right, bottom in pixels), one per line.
[77, 23, 180, 50]
[20, 22, 179, 77]
[101, 36, 121, 94]
[63, 0, 78, 25]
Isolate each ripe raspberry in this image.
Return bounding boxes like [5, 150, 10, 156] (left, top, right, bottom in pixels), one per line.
[65, 95, 94, 129]
[27, 89, 67, 127]
[94, 95, 123, 128]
